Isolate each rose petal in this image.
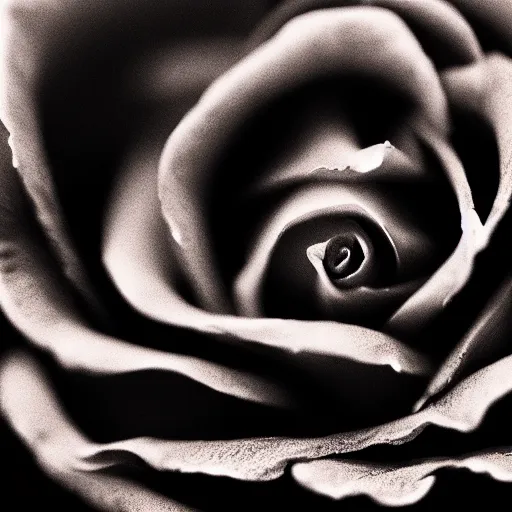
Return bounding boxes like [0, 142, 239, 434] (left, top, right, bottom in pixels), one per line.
[250, 0, 482, 67]
[386, 118, 485, 334]
[78, 351, 512, 480]
[388, 54, 512, 334]
[233, 182, 432, 318]
[159, 6, 448, 313]
[0, 134, 291, 408]
[248, 93, 429, 194]
[0, 0, 107, 316]
[256, 137, 427, 193]
[0, 0, 265, 318]
[307, 237, 424, 323]
[0, 351, 196, 512]
[291, 448, 512, 504]
[3, 347, 512, 484]
[105, 154, 431, 376]
[449, 0, 512, 52]
[414, 274, 512, 411]
[478, 54, 512, 243]
[441, 54, 512, 245]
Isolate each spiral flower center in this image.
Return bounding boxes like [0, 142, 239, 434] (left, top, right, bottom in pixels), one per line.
[324, 233, 365, 280]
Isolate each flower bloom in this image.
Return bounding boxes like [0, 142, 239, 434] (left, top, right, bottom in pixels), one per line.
[1, 0, 512, 510]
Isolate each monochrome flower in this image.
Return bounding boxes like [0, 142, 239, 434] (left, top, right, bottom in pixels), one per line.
[1, 1, 512, 510]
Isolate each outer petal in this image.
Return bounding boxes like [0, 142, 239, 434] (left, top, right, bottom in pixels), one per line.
[0, 0, 106, 315]
[386, 118, 483, 334]
[292, 448, 512, 505]
[250, 0, 482, 67]
[0, 0, 264, 316]
[0, 124, 290, 407]
[0, 351, 197, 512]
[3, 345, 512, 484]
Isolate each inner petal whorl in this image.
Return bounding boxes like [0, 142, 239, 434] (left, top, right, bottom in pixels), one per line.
[317, 217, 383, 289]
[324, 230, 365, 280]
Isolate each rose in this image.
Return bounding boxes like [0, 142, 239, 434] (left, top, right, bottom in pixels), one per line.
[1, 0, 512, 510]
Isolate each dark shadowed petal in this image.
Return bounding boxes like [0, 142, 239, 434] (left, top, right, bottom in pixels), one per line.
[3, 345, 512, 484]
[0, 0, 107, 315]
[232, 183, 432, 318]
[159, 6, 448, 313]
[388, 53, 512, 334]
[0, 351, 197, 512]
[414, 274, 512, 411]
[386, 117, 484, 335]
[292, 447, 512, 504]
[76, 352, 512, 479]
[104, 139, 431, 376]
[0, 0, 263, 319]
[0, 131, 290, 407]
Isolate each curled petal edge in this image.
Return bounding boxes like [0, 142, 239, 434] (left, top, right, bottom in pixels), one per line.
[2, 346, 512, 483]
[292, 447, 512, 505]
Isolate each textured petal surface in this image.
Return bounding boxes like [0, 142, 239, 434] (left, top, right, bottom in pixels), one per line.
[3, 346, 512, 484]
[292, 448, 512, 505]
